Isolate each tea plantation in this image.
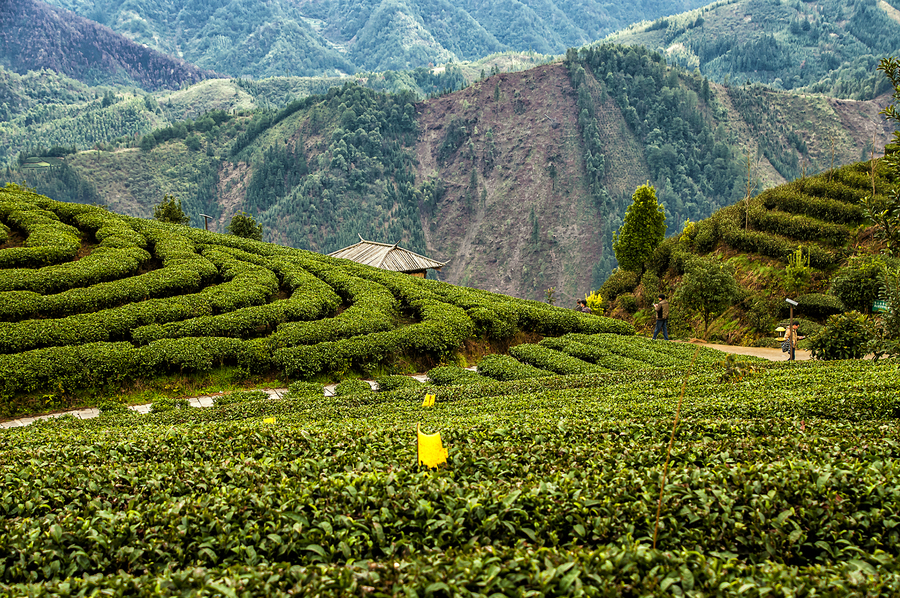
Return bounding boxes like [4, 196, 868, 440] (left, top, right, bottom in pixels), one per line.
[2, 185, 900, 595]
[0, 184, 632, 417]
[1, 357, 899, 596]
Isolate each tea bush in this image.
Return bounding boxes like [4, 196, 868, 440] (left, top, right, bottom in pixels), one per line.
[476, 353, 553, 380]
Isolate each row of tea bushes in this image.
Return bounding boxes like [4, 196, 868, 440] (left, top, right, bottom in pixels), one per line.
[0, 546, 894, 597]
[759, 185, 866, 225]
[273, 299, 474, 379]
[271, 272, 397, 348]
[747, 204, 850, 247]
[0, 250, 280, 353]
[539, 336, 651, 371]
[425, 365, 490, 386]
[476, 353, 554, 380]
[0, 199, 81, 268]
[717, 207, 841, 268]
[509, 343, 608, 375]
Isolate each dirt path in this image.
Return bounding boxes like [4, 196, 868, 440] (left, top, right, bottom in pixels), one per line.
[688, 341, 810, 361]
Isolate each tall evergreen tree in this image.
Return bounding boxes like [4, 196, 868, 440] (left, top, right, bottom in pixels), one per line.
[612, 184, 666, 272]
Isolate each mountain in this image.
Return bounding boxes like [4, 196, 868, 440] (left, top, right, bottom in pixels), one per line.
[40, 0, 712, 77]
[0, 0, 217, 90]
[7, 46, 893, 303]
[606, 0, 900, 100]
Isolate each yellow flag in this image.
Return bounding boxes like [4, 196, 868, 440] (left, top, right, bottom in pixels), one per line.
[422, 394, 436, 407]
[417, 423, 448, 468]
[263, 418, 276, 424]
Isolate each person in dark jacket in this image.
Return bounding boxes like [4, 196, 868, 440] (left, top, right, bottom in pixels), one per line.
[652, 294, 669, 340]
[576, 299, 592, 314]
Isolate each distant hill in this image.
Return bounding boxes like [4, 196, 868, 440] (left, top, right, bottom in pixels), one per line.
[0, 0, 218, 90]
[606, 0, 900, 100]
[6, 46, 893, 303]
[40, 0, 712, 77]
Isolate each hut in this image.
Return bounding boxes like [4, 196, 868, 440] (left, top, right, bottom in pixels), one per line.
[328, 235, 447, 278]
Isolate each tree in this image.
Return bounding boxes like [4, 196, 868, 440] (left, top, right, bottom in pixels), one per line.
[867, 57, 900, 255]
[227, 211, 263, 241]
[674, 255, 742, 339]
[153, 194, 189, 225]
[613, 183, 666, 272]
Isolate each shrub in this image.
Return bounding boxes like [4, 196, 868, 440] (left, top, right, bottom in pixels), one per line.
[599, 268, 639, 302]
[476, 354, 553, 381]
[830, 255, 894, 313]
[334, 378, 373, 396]
[153, 195, 190, 225]
[284, 381, 324, 399]
[809, 311, 872, 360]
[618, 293, 638, 314]
[509, 343, 606, 375]
[796, 293, 845, 319]
[227, 211, 263, 241]
[150, 397, 191, 413]
[213, 390, 268, 407]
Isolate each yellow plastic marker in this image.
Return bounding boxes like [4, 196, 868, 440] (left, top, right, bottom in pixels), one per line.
[263, 418, 276, 424]
[417, 423, 448, 468]
[422, 394, 436, 407]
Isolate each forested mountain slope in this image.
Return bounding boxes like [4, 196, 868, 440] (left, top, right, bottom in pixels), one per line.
[4, 47, 895, 302]
[40, 0, 711, 77]
[0, 0, 216, 90]
[607, 0, 900, 100]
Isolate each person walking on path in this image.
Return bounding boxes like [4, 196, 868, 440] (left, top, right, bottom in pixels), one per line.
[785, 322, 804, 361]
[652, 294, 669, 340]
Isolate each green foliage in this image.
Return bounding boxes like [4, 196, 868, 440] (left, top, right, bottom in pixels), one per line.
[509, 343, 607, 375]
[6, 354, 900, 595]
[598, 269, 639, 302]
[284, 381, 325, 399]
[795, 293, 845, 319]
[476, 354, 553, 381]
[618, 293, 638, 314]
[613, 184, 666, 272]
[809, 311, 872, 360]
[213, 390, 268, 407]
[153, 194, 190, 225]
[0, 189, 643, 414]
[149, 397, 190, 413]
[830, 255, 892, 313]
[675, 256, 742, 338]
[227, 211, 263, 241]
[784, 246, 812, 293]
[334, 378, 373, 396]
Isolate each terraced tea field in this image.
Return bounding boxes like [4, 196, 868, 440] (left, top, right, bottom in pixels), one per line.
[0, 184, 631, 418]
[2, 185, 899, 595]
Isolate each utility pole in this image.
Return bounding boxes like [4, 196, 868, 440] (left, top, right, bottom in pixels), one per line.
[200, 213, 212, 231]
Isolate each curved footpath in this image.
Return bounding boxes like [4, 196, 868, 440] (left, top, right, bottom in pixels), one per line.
[0, 344, 808, 429]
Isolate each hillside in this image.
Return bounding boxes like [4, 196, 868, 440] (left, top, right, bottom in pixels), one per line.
[599, 157, 895, 346]
[607, 0, 900, 100]
[0, 183, 639, 418]
[40, 0, 712, 77]
[0, 0, 217, 90]
[5, 48, 895, 301]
